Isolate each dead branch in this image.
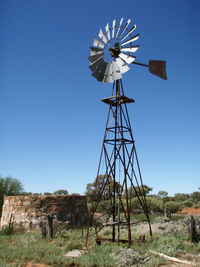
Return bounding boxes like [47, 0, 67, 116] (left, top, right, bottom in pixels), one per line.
[149, 250, 197, 266]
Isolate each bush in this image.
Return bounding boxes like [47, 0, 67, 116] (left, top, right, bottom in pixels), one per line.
[194, 203, 200, 209]
[130, 197, 164, 214]
[0, 226, 14, 236]
[96, 200, 113, 214]
[183, 200, 193, 207]
[146, 197, 164, 213]
[165, 201, 182, 213]
[130, 197, 141, 211]
[0, 216, 14, 236]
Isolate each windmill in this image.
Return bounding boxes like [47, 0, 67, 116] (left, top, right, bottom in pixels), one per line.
[86, 18, 167, 247]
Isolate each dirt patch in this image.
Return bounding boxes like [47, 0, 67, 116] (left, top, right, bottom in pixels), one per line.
[177, 207, 200, 215]
[25, 263, 52, 267]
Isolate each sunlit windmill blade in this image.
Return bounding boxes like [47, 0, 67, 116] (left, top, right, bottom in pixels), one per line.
[90, 47, 104, 56]
[121, 45, 139, 53]
[98, 28, 108, 44]
[93, 38, 105, 48]
[121, 34, 139, 46]
[119, 52, 136, 64]
[115, 18, 123, 38]
[111, 61, 122, 81]
[105, 23, 111, 41]
[119, 19, 131, 39]
[115, 57, 130, 73]
[121, 25, 136, 42]
[112, 19, 116, 39]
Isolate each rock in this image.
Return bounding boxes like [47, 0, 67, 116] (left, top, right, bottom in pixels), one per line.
[64, 249, 85, 258]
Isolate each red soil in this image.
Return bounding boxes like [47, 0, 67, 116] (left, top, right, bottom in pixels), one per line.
[177, 207, 200, 215]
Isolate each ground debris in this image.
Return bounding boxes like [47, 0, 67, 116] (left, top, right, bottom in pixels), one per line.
[64, 249, 85, 259]
[110, 247, 149, 267]
[149, 250, 198, 266]
[25, 263, 52, 267]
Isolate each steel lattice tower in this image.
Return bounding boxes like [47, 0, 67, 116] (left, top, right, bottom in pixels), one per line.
[86, 80, 152, 246]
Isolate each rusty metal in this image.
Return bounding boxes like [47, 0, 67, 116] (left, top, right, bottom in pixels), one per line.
[85, 79, 152, 247]
[96, 237, 131, 245]
[149, 60, 167, 80]
[132, 60, 167, 80]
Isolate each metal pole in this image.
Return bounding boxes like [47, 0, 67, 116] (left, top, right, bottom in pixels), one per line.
[112, 80, 119, 242]
[119, 82, 132, 247]
[132, 61, 149, 68]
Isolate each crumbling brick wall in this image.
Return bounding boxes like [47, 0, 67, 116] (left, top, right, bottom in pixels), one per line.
[0, 195, 88, 230]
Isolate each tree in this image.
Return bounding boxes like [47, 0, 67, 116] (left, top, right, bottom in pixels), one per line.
[183, 200, 193, 207]
[0, 176, 23, 196]
[165, 201, 182, 213]
[0, 176, 24, 216]
[190, 191, 200, 202]
[128, 185, 153, 197]
[53, 189, 68, 195]
[174, 193, 190, 201]
[158, 190, 168, 198]
[85, 175, 121, 203]
[21, 192, 33, 196]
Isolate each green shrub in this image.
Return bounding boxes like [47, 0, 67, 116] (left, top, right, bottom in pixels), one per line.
[146, 197, 164, 213]
[165, 201, 182, 213]
[194, 203, 200, 209]
[0, 226, 14, 236]
[130, 197, 141, 211]
[96, 200, 113, 214]
[183, 200, 193, 207]
[0, 215, 14, 236]
[130, 197, 164, 214]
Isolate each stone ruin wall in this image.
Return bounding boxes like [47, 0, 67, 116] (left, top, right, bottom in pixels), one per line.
[0, 195, 89, 230]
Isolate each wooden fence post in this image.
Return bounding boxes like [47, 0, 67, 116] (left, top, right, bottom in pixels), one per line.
[189, 215, 197, 243]
[40, 221, 47, 239]
[47, 214, 53, 238]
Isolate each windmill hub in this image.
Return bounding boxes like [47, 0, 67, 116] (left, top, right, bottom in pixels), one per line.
[109, 43, 120, 59]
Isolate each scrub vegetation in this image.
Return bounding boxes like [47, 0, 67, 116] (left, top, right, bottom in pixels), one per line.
[1, 176, 200, 266]
[0, 214, 200, 267]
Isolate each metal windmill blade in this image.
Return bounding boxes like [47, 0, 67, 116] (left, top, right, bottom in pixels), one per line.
[112, 19, 116, 39]
[93, 38, 105, 49]
[105, 23, 111, 42]
[118, 18, 131, 39]
[121, 34, 139, 46]
[115, 18, 124, 38]
[90, 47, 104, 56]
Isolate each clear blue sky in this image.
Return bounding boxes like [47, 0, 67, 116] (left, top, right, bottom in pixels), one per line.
[0, 0, 199, 196]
